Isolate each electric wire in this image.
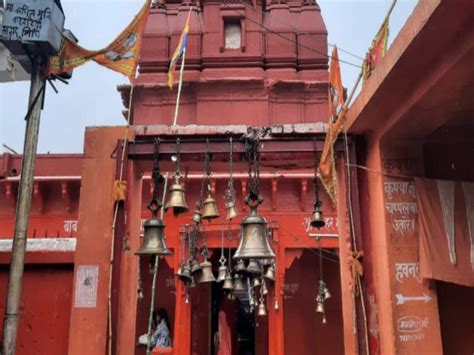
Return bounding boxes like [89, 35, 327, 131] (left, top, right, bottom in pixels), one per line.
[235, 0, 365, 62]
[221, 2, 363, 69]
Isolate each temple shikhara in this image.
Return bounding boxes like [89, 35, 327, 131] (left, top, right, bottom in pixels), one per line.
[0, 0, 473, 354]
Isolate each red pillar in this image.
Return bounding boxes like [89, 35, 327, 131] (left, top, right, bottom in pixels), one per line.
[116, 159, 143, 354]
[68, 127, 127, 355]
[335, 155, 359, 354]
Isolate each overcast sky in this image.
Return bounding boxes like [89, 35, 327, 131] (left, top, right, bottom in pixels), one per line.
[0, 0, 417, 154]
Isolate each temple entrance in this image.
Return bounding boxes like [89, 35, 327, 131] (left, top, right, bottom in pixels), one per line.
[191, 249, 265, 355]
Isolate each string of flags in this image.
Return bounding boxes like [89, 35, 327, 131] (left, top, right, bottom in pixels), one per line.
[318, 14, 391, 203]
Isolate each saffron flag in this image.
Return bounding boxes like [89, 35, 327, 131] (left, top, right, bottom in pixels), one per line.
[167, 9, 192, 89]
[46, 0, 151, 82]
[318, 46, 344, 203]
[94, 0, 151, 82]
[363, 18, 389, 81]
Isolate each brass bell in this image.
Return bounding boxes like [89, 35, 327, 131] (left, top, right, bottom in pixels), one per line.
[198, 259, 216, 283]
[315, 301, 325, 314]
[233, 209, 275, 259]
[165, 177, 189, 215]
[222, 272, 234, 290]
[217, 265, 228, 283]
[263, 264, 276, 282]
[252, 277, 261, 288]
[179, 264, 192, 284]
[191, 259, 202, 275]
[249, 296, 255, 307]
[310, 205, 326, 229]
[225, 201, 238, 220]
[323, 287, 332, 301]
[202, 191, 219, 220]
[322, 314, 327, 325]
[191, 210, 202, 224]
[235, 259, 247, 274]
[274, 297, 279, 310]
[188, 275, 197, 288]
[233, 274, 245, 291]
[261, 281, 268, 295]
[247, 260, 262, 275]
[176, 266, 183, 278]
[136, 218, 172, 255]
[257, 301, 267, 316]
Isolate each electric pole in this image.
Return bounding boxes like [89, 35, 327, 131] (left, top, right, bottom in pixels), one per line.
[1, 55, 46, 355]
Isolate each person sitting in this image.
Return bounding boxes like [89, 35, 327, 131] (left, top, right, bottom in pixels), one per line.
[151, 307, 172, 349]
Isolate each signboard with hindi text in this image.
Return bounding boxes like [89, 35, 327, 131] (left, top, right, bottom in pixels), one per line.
[0, 0, 64, 69]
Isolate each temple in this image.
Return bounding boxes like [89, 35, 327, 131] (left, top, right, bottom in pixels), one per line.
[0, 0, 473, 354]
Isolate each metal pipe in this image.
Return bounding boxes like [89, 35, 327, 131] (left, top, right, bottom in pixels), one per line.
[3, 175, 81, 182]
[2, 56, 46, 355]
[142, 172, 315, 180]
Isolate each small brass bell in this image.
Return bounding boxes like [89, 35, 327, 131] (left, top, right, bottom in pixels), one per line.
[252, 277, 261, 288]
[261, 281, 268, 295]
[234, 209, 275, 259]
[188, 275, 196, 288]
[310, 204, 326, 229]
[225, 201, 238, 220]
[235, 259, 247, 274]
[202, 191, 219, 220]
[222, 272, 234, 290]
[257, 301, 267, 316]
[191, 210, 202, 224]
[263, 264, 276, 282]
[323, 287, 332, 301]
[179, 264, 192, 284]
[191, 259, 202, 275]
[136, 218, 172, 255]
[322, 314, 327, 324]
[165, 177, 189, 215]
[315, 301, 325, 314]
[198, 259, 216, 283]
[274, 297, 279, 310]
[247, 260, 262, 275]
[233, 274, 245, 291]
[249, 296, 255, 307]
[217, 265, 227, 283]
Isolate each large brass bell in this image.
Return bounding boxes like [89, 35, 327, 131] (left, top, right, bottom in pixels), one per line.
[136, 218, 172, 255]
[179, 263, 192, 283]
[217, 265, 227, 283]
[222, 272, 234, 290]
[233, 274, 245, 291]
[315, 301, 325, 314]
[233, 209, 275, 259]
[202, 191, 219, 220]
[310, 204, 326, 229]
[226, 201, 238, 220]
[257, 301, 267, 316]
[247, 259, 262, 275]
[191, 259, 202, 275]
[198, 259, 216, 283]
[263, 264, 276, 282]
[165, 177, 189, 215]
[235, 259, 247, 274]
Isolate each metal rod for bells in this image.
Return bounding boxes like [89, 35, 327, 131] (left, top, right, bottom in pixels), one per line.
[146, 173, 169, 355]
[1, 56, 46, 355]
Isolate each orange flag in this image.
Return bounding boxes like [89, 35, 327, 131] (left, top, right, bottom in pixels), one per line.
[46, 0, 151, 82]
[363, 18, 389, 81]
[94, 0, 151, 82]
[318, 46, 344, 204]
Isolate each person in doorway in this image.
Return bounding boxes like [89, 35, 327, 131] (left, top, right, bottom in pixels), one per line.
[214, 310, 232, 355]
[151, 307, 172, 348]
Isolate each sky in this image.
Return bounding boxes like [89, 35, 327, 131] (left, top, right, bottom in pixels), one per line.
[0, 0, 418, 154]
